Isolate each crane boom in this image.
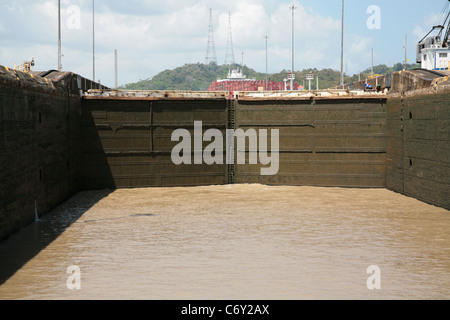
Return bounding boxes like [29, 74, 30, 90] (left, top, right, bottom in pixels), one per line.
[443, 11, 450, 46]
[417, 0, 450, 70]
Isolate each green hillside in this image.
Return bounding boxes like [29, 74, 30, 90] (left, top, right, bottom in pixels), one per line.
[120, 62, 421, 91]
[120, 63, 256, 91]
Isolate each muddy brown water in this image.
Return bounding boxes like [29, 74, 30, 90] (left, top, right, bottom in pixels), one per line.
[0, 184, 449, 300]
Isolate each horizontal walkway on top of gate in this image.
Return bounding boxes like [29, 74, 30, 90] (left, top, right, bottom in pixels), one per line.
[83, 89, 387, 101]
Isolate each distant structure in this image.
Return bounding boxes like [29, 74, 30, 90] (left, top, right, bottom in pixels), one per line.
[416, 1, 450, 71]
[205, 8, 217, 64]
[224, 12, 236, 65]
[14, 58, 35, 73]
[208, 68, 302, 92]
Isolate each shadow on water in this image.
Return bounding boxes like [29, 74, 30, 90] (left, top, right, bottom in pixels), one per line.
[74, 213, 155, 224]
[0, 189, 114, 286]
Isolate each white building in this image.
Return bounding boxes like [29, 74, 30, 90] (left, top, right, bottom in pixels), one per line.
[416, 2, 450, 71]
[417, 36, 450, 71]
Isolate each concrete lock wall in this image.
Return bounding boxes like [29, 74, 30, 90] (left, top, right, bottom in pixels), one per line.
[81, 94, 387, 189]
[81, 98, 229, 189]
[386, 93, 450, 210]
[233, 98, 387, 187]
[1, 65, 449, 242]
[0, 66, 83, 241]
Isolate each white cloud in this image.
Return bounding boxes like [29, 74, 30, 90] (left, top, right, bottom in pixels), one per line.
[1, 0, 375, 87]
[412, 12, 441, 42]
[264, 2, 343, 72]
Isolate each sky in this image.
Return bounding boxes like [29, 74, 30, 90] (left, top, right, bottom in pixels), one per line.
[1, 0, 449, 88]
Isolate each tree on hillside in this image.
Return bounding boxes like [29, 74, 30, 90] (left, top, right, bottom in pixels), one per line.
[120, 62, 420, 91]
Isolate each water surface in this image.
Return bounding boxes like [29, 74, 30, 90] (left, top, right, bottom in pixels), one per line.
[0, 184, 449, 300]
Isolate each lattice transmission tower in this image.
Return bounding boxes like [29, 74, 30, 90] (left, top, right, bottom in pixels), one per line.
[205, 8, 217, 64]
[224, 12, 235, 65]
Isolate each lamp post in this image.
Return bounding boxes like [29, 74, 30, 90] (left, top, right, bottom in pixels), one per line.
[340, 0, 344, 87]
[58, 0, 61, 71]
[404, 34, 407, 70]
[241, 52, 244, 91]
[114, 49, 118, 89]
[93, 0, 95, 83]
[265, 35, 269, 91]
[306, 72, 314, 91]
[371, 48, 374, 76]
[290, 4, 297, 91]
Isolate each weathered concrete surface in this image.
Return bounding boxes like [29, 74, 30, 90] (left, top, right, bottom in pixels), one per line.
[332, 69, 450, 209]
[0, 66, 110, 242]
[386, 86, 450, 210]
[1, 66, 449, 243]
[0, 66, 81, 241]
[81, 97, 229, 189]
[344, 69, 445, 95]
[82, 91, 388, 189]
[233, 97, 387, 187]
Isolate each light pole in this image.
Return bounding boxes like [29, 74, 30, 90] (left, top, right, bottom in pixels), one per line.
[93, 0, 95, 83]
[58, 0, 61, 71]
[241, 52, 244, 91]
[114, 49, 118, 89]
[404, 34, 407, 70]
[306, 72, 314, 91]
[265, 35, 269, 91]
[371, 48, 374, 76]
[290, 4, 297, 91]
[340, 0, 344, 87]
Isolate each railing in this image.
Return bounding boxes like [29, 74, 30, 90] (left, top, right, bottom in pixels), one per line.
[439, 60, 450, 70]
[13, 60, 34, 73]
